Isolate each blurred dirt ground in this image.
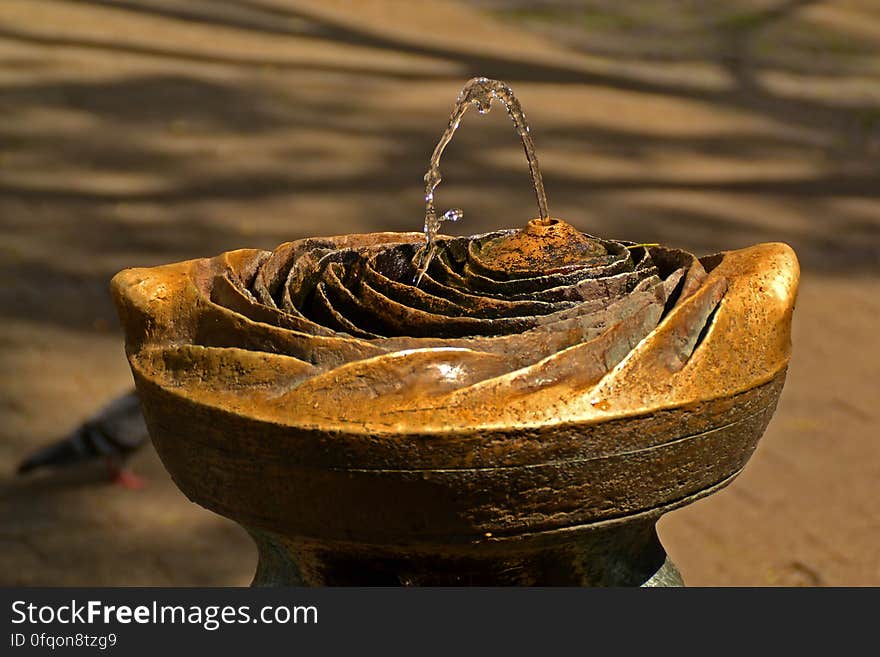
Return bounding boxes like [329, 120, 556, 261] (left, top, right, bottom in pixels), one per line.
[0, 0, 877, 586]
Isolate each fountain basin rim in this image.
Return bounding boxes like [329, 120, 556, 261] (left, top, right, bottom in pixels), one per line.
[113, 237, 797, 435]
[131, 347, 787, 438]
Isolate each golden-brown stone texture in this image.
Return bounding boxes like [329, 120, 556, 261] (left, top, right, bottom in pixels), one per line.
[111, 220, 798, 584]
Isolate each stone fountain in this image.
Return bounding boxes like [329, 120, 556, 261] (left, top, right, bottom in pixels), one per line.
[111, 79, 798, 586]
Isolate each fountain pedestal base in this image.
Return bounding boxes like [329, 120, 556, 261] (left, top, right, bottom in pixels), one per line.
[247, 515, 683, 587]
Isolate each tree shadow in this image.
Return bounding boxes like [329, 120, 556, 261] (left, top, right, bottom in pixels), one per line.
[0, 443, 255, 586]
[1, 0, 878, 585]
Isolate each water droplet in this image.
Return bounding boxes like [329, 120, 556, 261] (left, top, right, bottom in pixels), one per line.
[442, 208, 463, 223]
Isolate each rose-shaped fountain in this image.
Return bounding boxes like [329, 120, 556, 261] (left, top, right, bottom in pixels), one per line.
[112, 79, 798, 586]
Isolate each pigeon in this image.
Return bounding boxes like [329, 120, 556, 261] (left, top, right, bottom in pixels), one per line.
[17, 390, 149, 488]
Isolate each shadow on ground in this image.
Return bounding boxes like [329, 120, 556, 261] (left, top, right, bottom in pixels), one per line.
[1, 0, 877, 585]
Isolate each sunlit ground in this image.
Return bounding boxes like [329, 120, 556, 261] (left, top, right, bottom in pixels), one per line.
[1, 0, 877, 585]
